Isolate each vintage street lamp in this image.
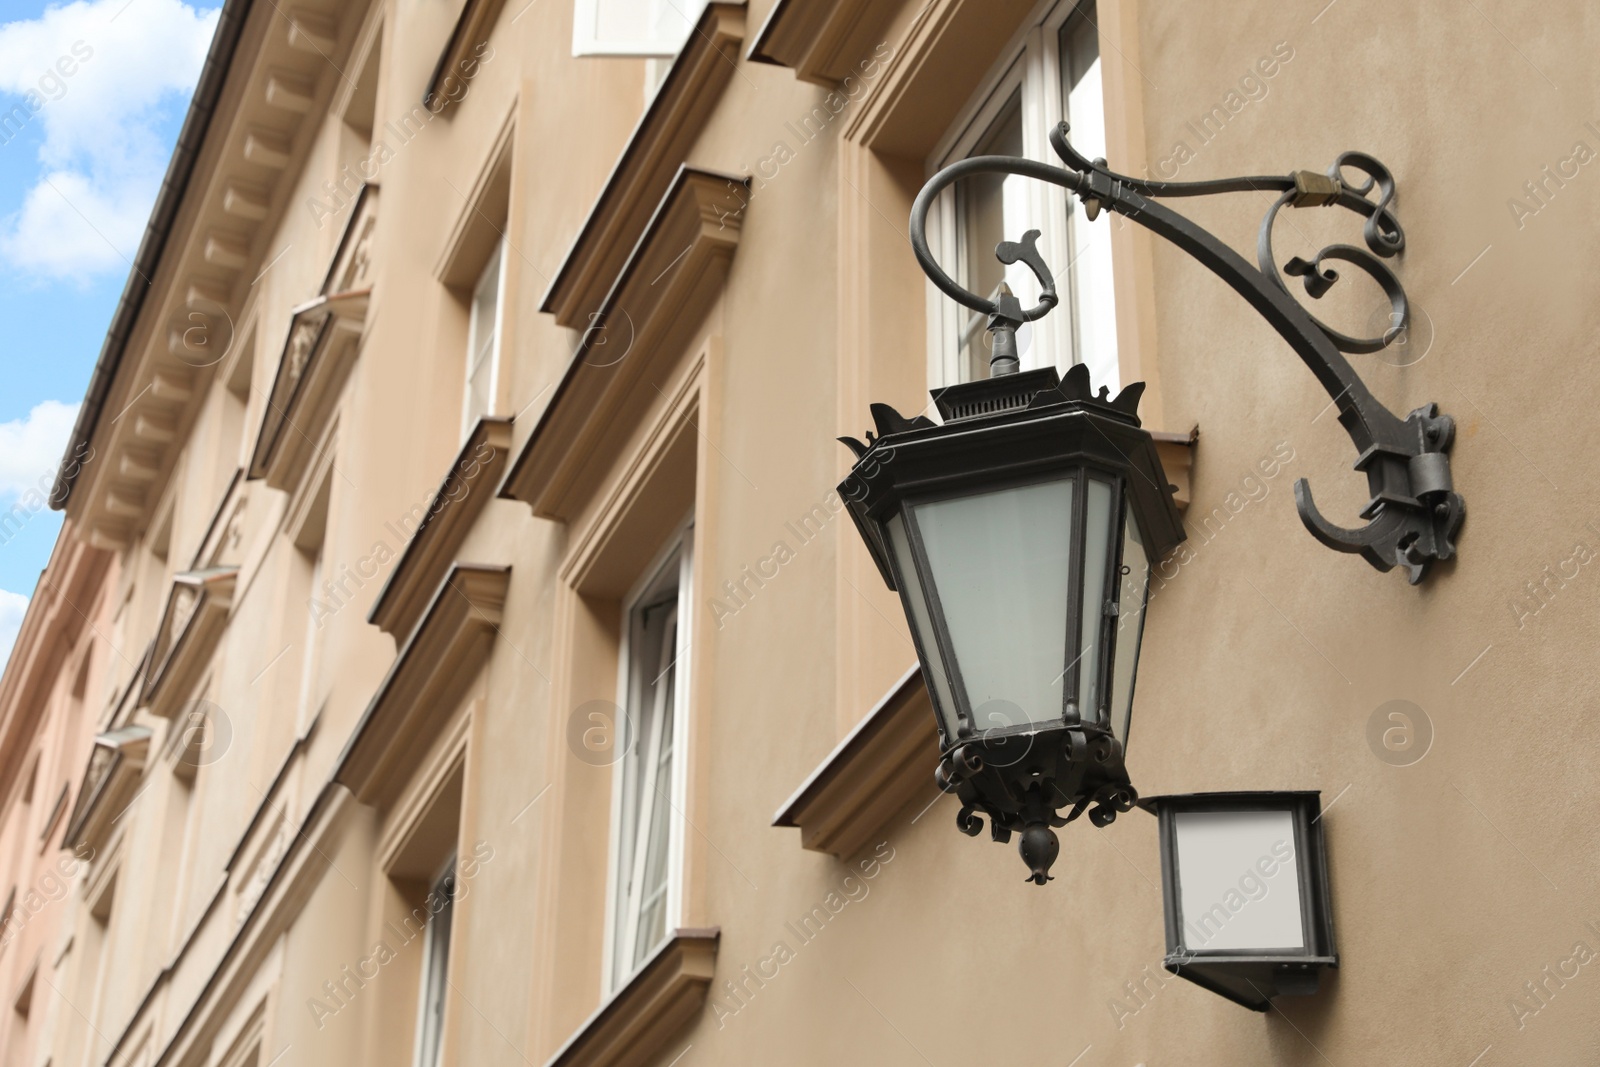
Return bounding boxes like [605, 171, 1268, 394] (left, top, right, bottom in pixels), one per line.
[839, 363, 1184, 883]
[838, 122, 1466, 882]
[838, 240, 1185, 884]
[1146, 791, 1338, 1009]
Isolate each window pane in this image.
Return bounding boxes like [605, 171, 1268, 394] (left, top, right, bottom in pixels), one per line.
[417, 862, 456, 1067]
[913, 479, 1074, 727]
[1061, 3, 1120, 392]
[464, 243, 503, 431]
[631, 612, 676, 970]
[957, 91, 1031, 381]
[611, 564, 682, 985]
[576, 0, 709, 57]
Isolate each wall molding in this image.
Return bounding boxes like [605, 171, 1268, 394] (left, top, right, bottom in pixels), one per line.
[335, 564, 510, 806]
[503, 167, 747, 521]
[368, 416, 514, 646]
[539, 3, 746, 330]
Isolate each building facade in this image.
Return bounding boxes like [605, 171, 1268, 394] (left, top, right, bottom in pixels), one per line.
[5, 0, 1599, 1064]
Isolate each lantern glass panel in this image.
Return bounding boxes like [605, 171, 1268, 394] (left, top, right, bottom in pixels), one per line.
[1076, 477, 1114, 722]
[885, 512, 963, 741]
[1109, 502, 1148, 745]
[1173, 809, 1304, 952]
[912, 478, 1074, 728]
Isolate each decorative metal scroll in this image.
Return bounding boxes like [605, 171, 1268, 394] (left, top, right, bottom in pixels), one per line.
[909, 123, 1464, 584]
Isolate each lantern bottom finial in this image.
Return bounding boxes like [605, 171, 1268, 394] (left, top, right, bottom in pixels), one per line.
[1018, 822, 1059, 885]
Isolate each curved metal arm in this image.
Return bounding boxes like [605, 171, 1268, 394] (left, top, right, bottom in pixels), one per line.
[908, 123, 1464, 583]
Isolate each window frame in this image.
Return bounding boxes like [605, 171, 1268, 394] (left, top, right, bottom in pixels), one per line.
[601, 517, 695, 993]
[571, 0, 710, 58]
[413, 854, 457, 1067]
[462, 237, 507, 437]
[925, 0, 1112, 391]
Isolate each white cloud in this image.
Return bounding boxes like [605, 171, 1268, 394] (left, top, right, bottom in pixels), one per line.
[0, 0, 220, 279]
[0, 399, 79, 497]
[0, 588, 27, 676]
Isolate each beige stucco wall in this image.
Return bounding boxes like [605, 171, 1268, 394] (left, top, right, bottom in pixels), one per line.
[7, 0, 1597, 1065]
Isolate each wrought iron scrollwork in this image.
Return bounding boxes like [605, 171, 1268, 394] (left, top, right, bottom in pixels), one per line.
[909, 123, 1465, 583]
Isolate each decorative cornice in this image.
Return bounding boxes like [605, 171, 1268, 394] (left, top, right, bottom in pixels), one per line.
[423, 0, 506, 110]
[544, 929, 720, 1067]
[56, 0, 365, 548]
[249, 185, 378, 493]
[334, 564, 511, 805]
[246, 289, 368, 492]
[773, 665, 938, 858]
[368, 416, 514, 645]
[505, 167, 748, 520]
[141, 567, 240, 719]
[747, 0, 897, 87]
[539, 3, 746, 329]
[63, 725, 153, 852]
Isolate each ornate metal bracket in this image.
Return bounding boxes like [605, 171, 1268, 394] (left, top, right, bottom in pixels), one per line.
[909, 123, 1465, 584]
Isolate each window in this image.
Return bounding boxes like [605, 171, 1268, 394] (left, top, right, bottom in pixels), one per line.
[414, 857, 456, 1067]
[607, 530, 693, 989]
[928, 0, 1119, 392]
[572, 0, 710, 57]
[462, 238, 505, 435]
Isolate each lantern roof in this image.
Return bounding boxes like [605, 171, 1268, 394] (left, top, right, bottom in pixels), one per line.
[838, 363, 1186, 592]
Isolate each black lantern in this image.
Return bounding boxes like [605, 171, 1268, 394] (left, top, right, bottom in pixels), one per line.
[1147, 791, 1338, 1010]
[839, 361, 1184, 883]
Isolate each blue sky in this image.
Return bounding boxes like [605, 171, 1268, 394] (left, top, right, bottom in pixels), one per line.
[0, 0, 221, 668]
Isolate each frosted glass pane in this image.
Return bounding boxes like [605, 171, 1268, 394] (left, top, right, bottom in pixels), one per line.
[1076, 479, 1113, 722]
[1109, 504, 1148, 745]
[887, 513, 962, 741]
[1174, 810, 1304, 952]
[913, 480, 1073, 727]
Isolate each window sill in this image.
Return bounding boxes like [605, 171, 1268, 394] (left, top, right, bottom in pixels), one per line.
[774, 665, 938, 858]
[545, 929, 719, 1067]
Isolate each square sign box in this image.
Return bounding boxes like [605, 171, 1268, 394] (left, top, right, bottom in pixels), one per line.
[1147, 791, 1338, 1010]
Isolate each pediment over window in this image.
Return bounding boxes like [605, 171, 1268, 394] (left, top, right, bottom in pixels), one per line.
[192, 469, 249, 569]
[504, 168, 748, 521]
[539, 4, 747, 330]
[747, 0, 898, 87]
[141, 566, 239, 719]
[368, 416, 514, 646]
[248, 185, 378, 493]
[63, 725, 152, 852]
[336, 564, 510, 806]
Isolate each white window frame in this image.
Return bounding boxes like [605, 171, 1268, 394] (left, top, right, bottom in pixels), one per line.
[413, 855, 457, 1067]
[572, 0, 709, 57]
[602, 518, 694, 993]
[925, 0, 1117, 392]
[462, 237, 507, 437]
